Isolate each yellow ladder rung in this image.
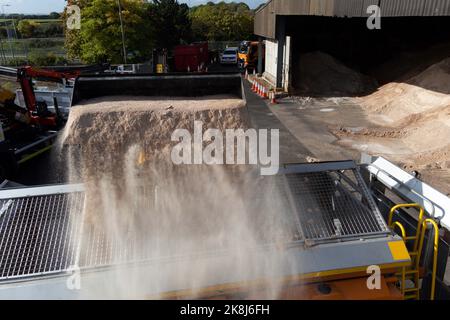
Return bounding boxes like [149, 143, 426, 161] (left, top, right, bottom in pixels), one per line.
[396, 275, 418, 281]
[405, 270, 419, 275]
[396, 273, 413, 278]
[390, 204, 440, 300]
[396, 270, 419, 276]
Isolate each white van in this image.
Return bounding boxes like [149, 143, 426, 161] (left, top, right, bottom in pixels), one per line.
[220, 47, 238, 65]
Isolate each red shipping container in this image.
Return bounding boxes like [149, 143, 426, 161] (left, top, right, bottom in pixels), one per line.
[174, 43, 208, 72]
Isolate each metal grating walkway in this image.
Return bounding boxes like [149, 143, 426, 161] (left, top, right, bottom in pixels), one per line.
[0, 161, 390, 282]
[282, 171, 387, 241]
[0, 192, 84, 280]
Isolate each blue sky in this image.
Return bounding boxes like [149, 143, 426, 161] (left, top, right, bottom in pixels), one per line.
[3, 0, 267, 14]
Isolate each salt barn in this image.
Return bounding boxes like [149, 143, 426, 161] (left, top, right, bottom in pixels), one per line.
[254, 0, 450, 92]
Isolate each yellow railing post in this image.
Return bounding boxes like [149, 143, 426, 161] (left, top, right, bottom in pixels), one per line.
[417, 219, 440, 300]
[388, 203, 426, 300]
[389, 204, 425, 253]
[391, 221, 407, 296]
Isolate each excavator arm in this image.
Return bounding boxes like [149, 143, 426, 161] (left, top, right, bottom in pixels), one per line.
[17, 66, 79, 127]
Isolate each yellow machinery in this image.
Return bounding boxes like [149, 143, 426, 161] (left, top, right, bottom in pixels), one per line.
[388, 204, 440, 300]
[0, 87, 15, 102]
[238, 41, 263, 71]
[0, 160, 414, 300]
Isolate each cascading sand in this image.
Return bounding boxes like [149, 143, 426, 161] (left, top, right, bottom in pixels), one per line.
[57, 94, 301, 299]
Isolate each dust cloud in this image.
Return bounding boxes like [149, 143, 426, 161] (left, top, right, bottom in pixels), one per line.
[57, 95, 301, 299]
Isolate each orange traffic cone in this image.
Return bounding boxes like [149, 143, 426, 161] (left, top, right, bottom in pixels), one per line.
[263, 86, 268, 99]
[252, 80, 257, 92]
[270, 91, 278, 104]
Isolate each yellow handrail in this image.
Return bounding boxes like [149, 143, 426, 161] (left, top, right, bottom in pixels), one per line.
[389, 204, 425, 253]
[417, 219, 440, 300]
[389, 204, 426, 300]
[391, 221, 407, 296]
[391, 221, 406, 239]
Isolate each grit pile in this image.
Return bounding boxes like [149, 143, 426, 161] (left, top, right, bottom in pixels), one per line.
[61, 95, 249, 180]
[334, 57, 450, 193]
[295, 51, 378, 96]
[58, 95, 299, 299]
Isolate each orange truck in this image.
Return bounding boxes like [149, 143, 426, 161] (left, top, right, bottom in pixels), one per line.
[238, 41, 264, 71]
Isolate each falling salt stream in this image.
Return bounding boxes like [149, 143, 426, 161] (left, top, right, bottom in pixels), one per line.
[57, 95, 301, 299]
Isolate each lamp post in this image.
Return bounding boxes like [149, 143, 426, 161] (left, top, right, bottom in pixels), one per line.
[117, 0, 127, 64]
[0, 5, 5, 63]
[0, 4, 9, 18]
[1, 4, 14, 62]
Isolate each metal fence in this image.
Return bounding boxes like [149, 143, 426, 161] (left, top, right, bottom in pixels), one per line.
[0, 37, 66, 65]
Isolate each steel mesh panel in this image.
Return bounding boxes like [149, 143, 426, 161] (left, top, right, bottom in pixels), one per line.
[0, 165, 389, 282]
[0, 193, 84, 280]
[78, 179, 300, 268]
[283, 170, 387, 240]
[242, 176, 304, 243]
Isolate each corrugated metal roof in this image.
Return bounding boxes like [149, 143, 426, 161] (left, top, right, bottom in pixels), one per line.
[380, 0, 425, 17]
[423, 0, 450, 15]
[255, 0, 450, 37]
[333, 0, 379, 17]
[334, 0, 360, 17]
[309, 0, 334, 16]
[275, 0, 311, 15]
[255, 0, 277, 39]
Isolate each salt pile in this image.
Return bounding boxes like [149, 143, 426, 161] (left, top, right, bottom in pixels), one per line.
[336, 57, 450, 193]
[61, 95, 249, 180]
[360, 57, 450, 122]
[358, 57, 450, 154]
[295, 51, 377, 96]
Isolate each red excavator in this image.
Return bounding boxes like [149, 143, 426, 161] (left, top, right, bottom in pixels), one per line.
[0, 66, 79, 181]
[17, 66, 79, 127]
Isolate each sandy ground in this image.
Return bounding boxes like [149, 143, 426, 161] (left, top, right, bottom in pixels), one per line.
[271, 94, 450, 195]
[276, 52, 450, 194]
[333, 58, 450, 193]
[270, 57, 450, 194]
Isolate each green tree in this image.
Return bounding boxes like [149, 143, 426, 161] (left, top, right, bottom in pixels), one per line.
[28, 52, 67, 66]
[190, 2, 254, 41]
[17, 20, 39, 38]
[150, 0, 192, 50]
[49, 12, 61, 19]
[64, 0, 155, 64]
[63, 0, 88, 61]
